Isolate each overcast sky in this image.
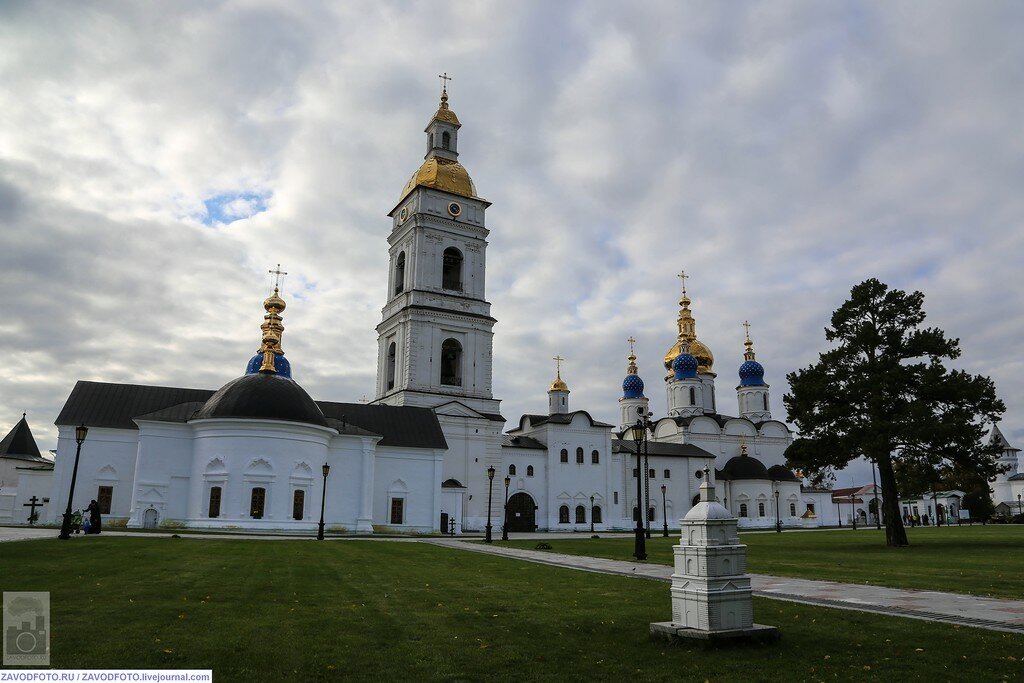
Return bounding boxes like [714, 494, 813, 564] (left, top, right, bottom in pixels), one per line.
[2, 1, 1022, 485]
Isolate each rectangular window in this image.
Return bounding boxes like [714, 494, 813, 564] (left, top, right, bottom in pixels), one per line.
[208, 487, 222, 518]
[97, 486, 113, 515]
[632, 468, 638, 478]
[649, 469, 655, 479]
[663, 469, 670, 479]
[390, 498, 405, 525]
[807, 503, 815, 514]
[292, 489, 305, 521]
[250, 487, 266, 519]
[613, 492, 618, 504]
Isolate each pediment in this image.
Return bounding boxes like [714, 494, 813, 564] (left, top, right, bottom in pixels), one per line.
[434, 401, 489, 419]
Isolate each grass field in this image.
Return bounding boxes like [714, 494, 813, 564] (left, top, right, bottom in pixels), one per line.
[1, 537, 1022, 681]
[501, 525, 1024, 599]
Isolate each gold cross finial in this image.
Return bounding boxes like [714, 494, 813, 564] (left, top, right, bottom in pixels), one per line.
[627, 336, 636, 355]
[743, 320, 751, 342]
[677, 270, 689, 296]
[438, 72, 451, 94]
[269, 264, 288, 292]
[553, 355, 564, 377]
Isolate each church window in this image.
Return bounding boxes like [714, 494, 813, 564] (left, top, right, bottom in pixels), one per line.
[648, 507, 656, 522]
[689, 387, 696, 405]
[758, 502, 765, 517]
[613, 492, 618, 504]
[789, 503, 797, 517]
[592, 506, 602, 523]
[576, 447, 584, 464]
[440, 338, 462, 386]
[560, 449, 568, 463]
[208, 487, 222, 518]
[97, 486, 113, 515]
[559, 505, 569, 524]
[394, 251, 406, 295]
[390, 498, 405, 524]
[763, 394, 769, 411]
[739, 503, 748, 517]
[527, 465, 534, 476]
[442, 247, 463, 291]
[575, 505, 586, 524]
[649, 469, 656, 479]
[508, 464, 516, 476]
[386, 341, 397, 391]
[250, 488, 266, 519]
[632, 468, 638, 478]
[292, 490, 305, 521]
[664, 469, 671, 479]
[591, 450, 599, 464]
[441, 131, 451, 150]
[807, 503, 815, 514]
[633, 506, 639, 522]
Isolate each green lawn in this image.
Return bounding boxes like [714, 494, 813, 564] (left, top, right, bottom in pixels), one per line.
[1, 537, 1022, 680]
[500, 525, 1024, 599]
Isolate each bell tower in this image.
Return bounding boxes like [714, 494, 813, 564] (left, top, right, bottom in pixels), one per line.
[373, 80, 500, 417]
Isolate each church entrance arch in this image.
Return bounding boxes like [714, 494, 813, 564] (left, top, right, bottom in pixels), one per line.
[506, 492, 537, 532]
[143, 508, 159, 529]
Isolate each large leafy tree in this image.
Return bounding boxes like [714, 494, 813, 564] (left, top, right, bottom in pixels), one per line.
[784, 279, 1005, 547]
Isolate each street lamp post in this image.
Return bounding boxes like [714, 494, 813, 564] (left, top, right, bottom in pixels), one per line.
[317, 462, 330, 540]
[58, 424, 89, 540]
[1018, 493, 1022, 516]
[629, 418, 649, 561]
[502, 475, 510, 541]
[485, 466, 495, 543]
[590, 495, 595, 534]
[774, 488, 781, 533]
[871, 460, 881, 529]
[851, 494, 857, 530]
[661, 484, 668, 537]
[932, 487, 941, 527]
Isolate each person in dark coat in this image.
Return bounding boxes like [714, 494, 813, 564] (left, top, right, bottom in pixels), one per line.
[86, 499, 102, 535]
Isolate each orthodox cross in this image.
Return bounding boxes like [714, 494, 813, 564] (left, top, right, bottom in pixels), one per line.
[23, 495, 42, 524]
[269, 264, 288, 291]
[438, 72, 452, 93]
[552, 355, 565, 377]
[742, 320, 751, 341]
[627, 336, 636, 355]
[677, 270, 689, 295]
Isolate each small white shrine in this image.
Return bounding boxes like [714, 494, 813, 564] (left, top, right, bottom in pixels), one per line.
[651, 468, 779, 643]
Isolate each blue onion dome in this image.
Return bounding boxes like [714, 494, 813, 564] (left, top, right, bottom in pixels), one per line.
[246, 352, 292, 379]
[738, 360, 764, 386]
[672, 352, 698, 380]
[622, 373, 645, 399]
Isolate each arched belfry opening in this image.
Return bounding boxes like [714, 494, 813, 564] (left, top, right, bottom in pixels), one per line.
[386, 342, 397, 390]
[440, 338, 462, 386]
[441, 131, 451, 150]
[442, 248, 463, 291]
[394, 251, 405, 295]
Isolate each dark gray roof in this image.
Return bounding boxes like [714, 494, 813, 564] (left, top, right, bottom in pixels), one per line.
[195, 374, 328, 427]
[502, 434, 547, 450]
[718, 454, 771, 481]
[611, 440, 714, 459]
[521, 411, 614, 429]
[768, 464, 801, 482]
[0, 415, 45, 462]
[56, 380, 447, 450]
[1008, 473, 1024, 481]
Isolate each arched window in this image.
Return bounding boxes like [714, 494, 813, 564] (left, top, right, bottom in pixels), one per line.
[591, 450, 599, 464]
[208, 486, 221, 518]
[575, 505, 586, 524]
[592, 506, 602, 523]
[526, 465, 534, 477]
[508, 464, 516, 476]
[739, 503, 748, 517]
[559, 505, 569, 524]
[664, 469, 671, 478]
[648, 507, 655, 522]
[250, 488, 266, 519]
[576, 447, 584, 464]
[386, 342, 397, 391]
[649, 469, 656, 479]
[560, 449, 568, 463]
[441, 131, 451, 149]
[689, 387, 696, 405]
[633, 506, 639, 522]
[292, 490, 305, 521]
[440, 338, 462, 386]
[758, 502, 766, 517]
[394, 251, 405, 295]
[442, 247, 463, 291]
[789, 503, 797, 517]
[763, 394, 769, 411]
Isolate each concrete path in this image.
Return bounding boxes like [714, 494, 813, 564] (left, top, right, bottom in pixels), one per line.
[424, 539, 1024, 635]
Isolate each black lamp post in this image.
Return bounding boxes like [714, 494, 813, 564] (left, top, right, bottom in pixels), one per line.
[851, 493, 857, 530]
[502, 475, 510, 541]
[871, 460, 881, 529]
[58, 424, 88, 540]
[317, 462, 330, 540]
[1018, 493, 1022, 516]
[590, 495, 595, 533]
[774, 488, 782, 533]
[661, 484, 668, 537]
[485, 465, 495, 543]
[628, 419, 648, 561]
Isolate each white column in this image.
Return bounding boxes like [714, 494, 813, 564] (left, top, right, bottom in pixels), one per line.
[356, 439, 375, 533]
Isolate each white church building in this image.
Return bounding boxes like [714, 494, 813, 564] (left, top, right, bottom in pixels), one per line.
[37, 87, 854, 533]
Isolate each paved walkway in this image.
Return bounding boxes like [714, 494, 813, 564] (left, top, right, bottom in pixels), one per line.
[424, 539, 1024, 635]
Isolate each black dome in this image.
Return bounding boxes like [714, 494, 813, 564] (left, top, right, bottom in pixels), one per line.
[720, 454, 770, 480]
[768, 464, 801, 482]
[194, 373, 327, 427]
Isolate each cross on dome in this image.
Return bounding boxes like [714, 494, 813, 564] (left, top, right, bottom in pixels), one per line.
[269, 264, 288, 292]
[677, 270, 689, 296]
[438, 71, 452, 94]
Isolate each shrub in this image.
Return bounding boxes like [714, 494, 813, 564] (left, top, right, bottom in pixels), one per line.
[534, 542, 552, 550]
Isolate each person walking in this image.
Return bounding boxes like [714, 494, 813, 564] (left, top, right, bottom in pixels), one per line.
[86, 499, 102, 535]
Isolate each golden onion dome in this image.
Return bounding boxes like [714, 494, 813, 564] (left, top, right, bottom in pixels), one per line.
[664, 338, 715, 377]
[549, 376, 570, 392]
[398, 156, 476, 203]
[431, 89, 461, 126]
[263, 289, 286, 313]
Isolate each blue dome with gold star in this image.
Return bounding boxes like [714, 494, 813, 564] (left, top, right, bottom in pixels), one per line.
[738, 360, 764, 386]
[246, 352, 292, 379]
[622, 374, 645, 399]
[673, 352, 698, 379]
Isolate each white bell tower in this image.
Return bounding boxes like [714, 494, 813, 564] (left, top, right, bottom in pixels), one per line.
[736, 322, 771, 422]
[619, 338, 650, 430]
